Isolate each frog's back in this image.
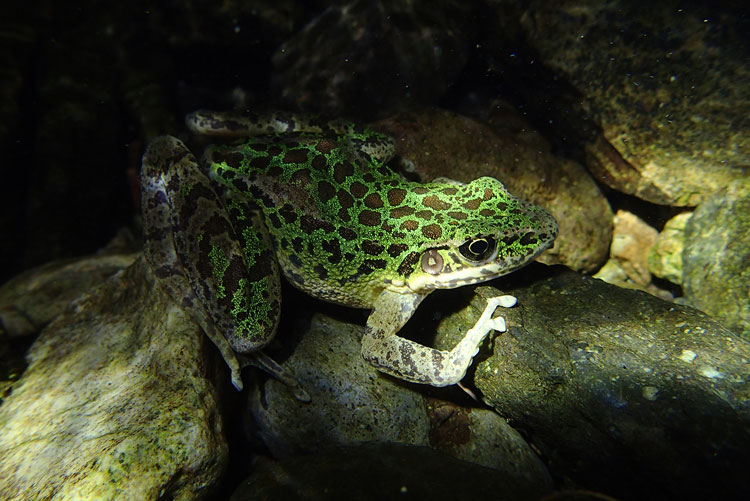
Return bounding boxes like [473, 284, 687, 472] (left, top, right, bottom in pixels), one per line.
[204, 133, 406, 306]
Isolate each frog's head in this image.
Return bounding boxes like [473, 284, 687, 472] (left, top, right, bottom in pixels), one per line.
[393, 177, 557, 293]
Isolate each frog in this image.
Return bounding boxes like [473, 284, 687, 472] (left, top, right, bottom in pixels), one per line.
[140, 110, 558, 395]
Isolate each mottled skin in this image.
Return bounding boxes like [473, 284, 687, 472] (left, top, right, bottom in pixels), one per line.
[140, 110, 557, 392]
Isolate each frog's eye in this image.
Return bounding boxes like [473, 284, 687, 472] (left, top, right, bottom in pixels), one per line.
[459, 237, 497, 263]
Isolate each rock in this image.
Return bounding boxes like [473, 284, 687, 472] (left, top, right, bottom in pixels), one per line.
[246, 312, 552, 490]
[593, 210, 672, 299]
[683, 179, 750, 339]
[372, 108, 612, 273]
[272, 0, 474, 117]
[0, 252, 137, 338]
[0, 258, 228, 499]
[425, 398, 553, 485]
[463, 271, 750, 499]
[605, 211, 657, 287]
[246, 314, 431, 458]
[648, 211, 692, 285]
[516, 0, 749, 206]
[230, 442, 552, 500]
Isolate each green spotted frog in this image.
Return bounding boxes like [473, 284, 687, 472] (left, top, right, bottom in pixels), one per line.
[140, 110, 557, 394]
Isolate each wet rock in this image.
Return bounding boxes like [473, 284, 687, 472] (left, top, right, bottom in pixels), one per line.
[460, 272, 750, 499]
[648, 211, 692, 285]
[683, 179, 750, 338]
[516, 0, 749, 206]
[230, 442, 552, 500]
[0, 258, 228, 499]
[425, 398, 552, 485]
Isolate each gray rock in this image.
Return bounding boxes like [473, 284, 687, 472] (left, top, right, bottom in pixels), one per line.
[0, 258, 228, 499]
[0, 252, 137, 339]
[246, 314, 431, 457]
[230, 442, 552, 500]
[683, 179, 750, 339]
[466, 271, 750, 499]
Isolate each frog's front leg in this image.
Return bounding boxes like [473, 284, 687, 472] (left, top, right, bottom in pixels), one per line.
[361, 290, 517, 386]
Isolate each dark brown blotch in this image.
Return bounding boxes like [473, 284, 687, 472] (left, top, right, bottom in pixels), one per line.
[387, 188, 407, 205]
[212, 150, 243, 169]
[250, 156, 271, 171]
[322, 238, 342, 263]
[463, 198, 481, 210]
[364, 193, 384, 209]
[292, 237, 304, 253]
[301, 215, 335, 234]
[318, 181, 336, 203]
[400, 220, 419, 231]
[290, 168, 312, 185]
[397, 251, 420, 277]
[268, 212, 282, 229]
[338, 227, 357, 241]
[333, 161, 354, 184]
[268, 165, 283, 177]
[314, 264, 328, 280]
[390, 206, 414, 218]
[278, 204, 298, 224]
[337, 189, 354, 209]
[387, 243, 408, 257]
[358, 210, 381, 227]
[421, 223, 442, 239]
[316, 138, 336, 155]
[350, 182, 368, 199]
[311, 154, 327, 171]
[284, 148, 309, 164]
[520, 232, 537, 246]
[362, 240, 385, 256]
[422, 195, 450, 211]
[364, 259, 387, 270]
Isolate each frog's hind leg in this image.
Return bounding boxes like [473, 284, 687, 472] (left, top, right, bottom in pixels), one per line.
[241, 352, 311, 402]
[186, 109, 396, 167]
[141, 136, 282, 391]
[361, 290, 516, 387]
[186, 110, 358, 138]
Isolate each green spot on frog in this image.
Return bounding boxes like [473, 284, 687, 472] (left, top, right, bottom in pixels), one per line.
[208, 245, 229, 299]
[231, 277, 272, 339]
